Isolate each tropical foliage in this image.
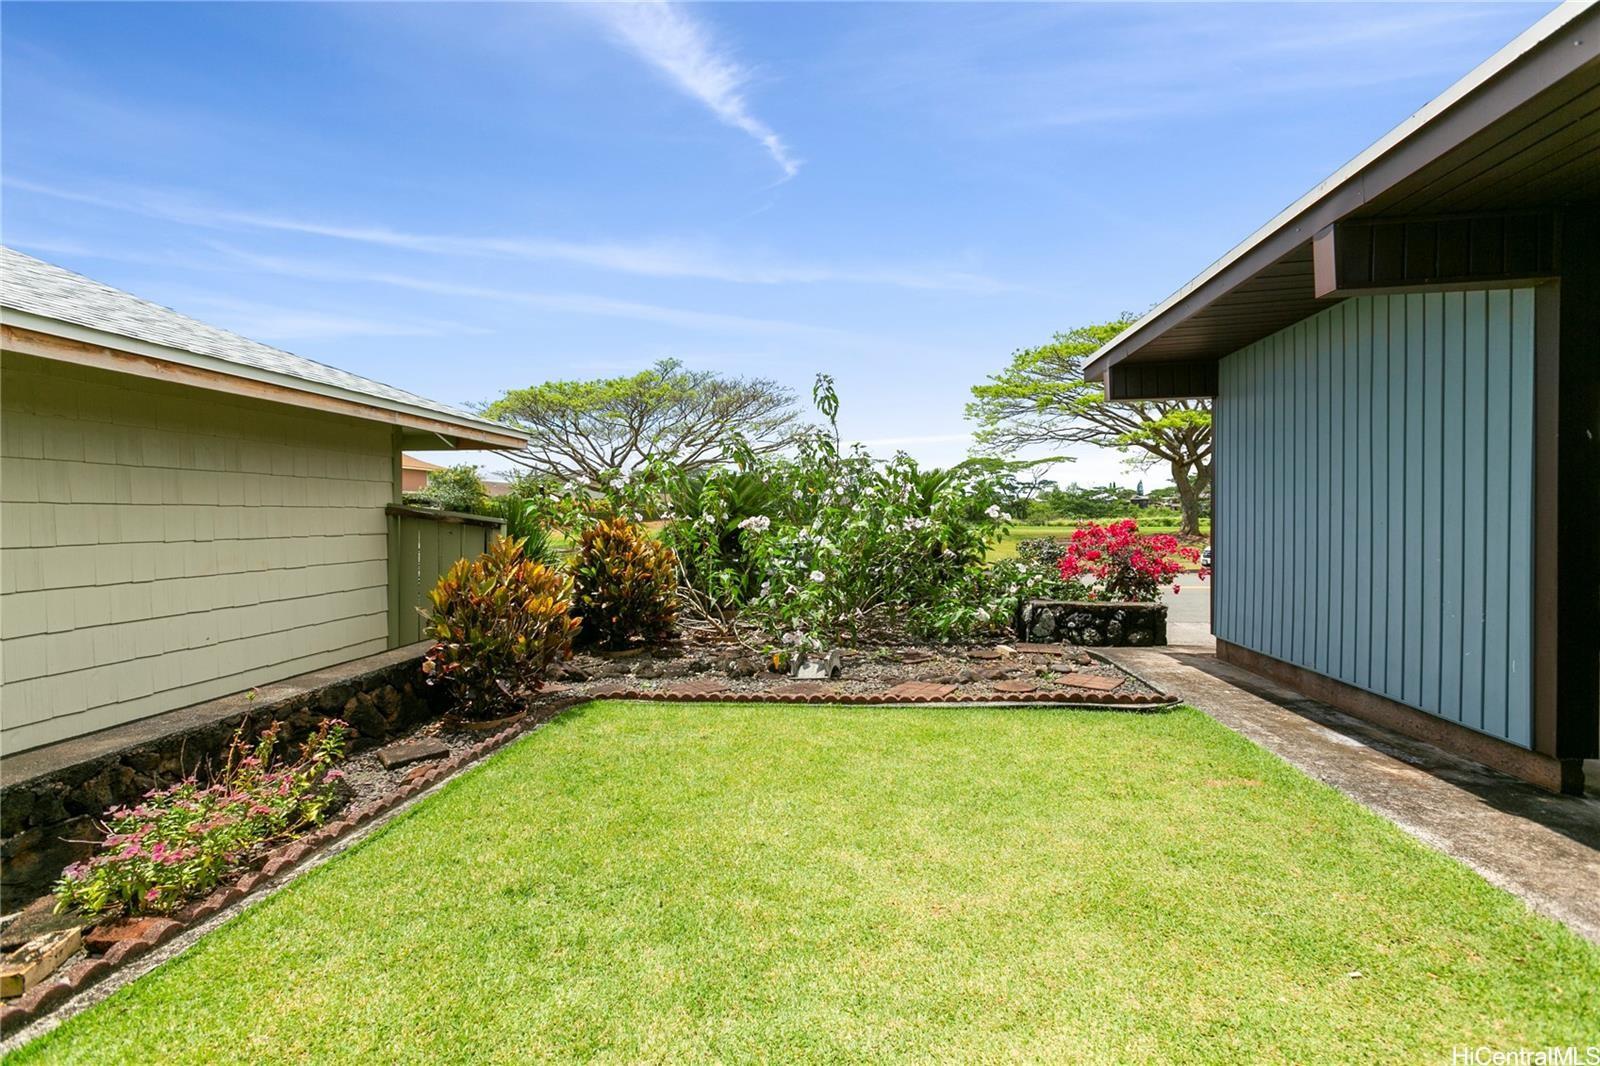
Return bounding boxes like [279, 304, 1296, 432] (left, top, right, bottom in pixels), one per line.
[571, 518, 679, 648]
[422, 537, 579, 718]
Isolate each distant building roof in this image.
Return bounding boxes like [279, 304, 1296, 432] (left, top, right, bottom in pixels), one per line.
[401, 454, 446, 473]
[0, 247, 526, 450]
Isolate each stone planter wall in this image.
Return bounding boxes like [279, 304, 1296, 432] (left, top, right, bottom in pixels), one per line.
[1016, 600, 1168, 647]
[0, 648, 446, 909]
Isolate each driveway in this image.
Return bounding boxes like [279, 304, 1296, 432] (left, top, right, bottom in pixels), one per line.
[1162, 574, 1212, 648]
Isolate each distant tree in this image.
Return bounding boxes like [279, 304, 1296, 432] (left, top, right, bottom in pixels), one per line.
[967, 317, 1213, 536]
[483, 359, 802, 488]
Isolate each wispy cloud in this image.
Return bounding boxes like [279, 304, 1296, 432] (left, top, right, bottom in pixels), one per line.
[588, 1, 799, 180]
[7, 176, 1007, 293]
[173, 296, 490, 342]
[209, 245, 864, 340]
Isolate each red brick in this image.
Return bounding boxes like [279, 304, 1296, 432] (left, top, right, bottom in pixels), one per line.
[2, 1003, 34, 1033]
[883, 681, 958, 701]
[63, 958, 111, 990]
[84, 917, 175, 954]
[16, 980, 69, 1015]
[1059, 673, 1125, 693]
[103, 939, 150, 967]
[991, 679, 1038, 694]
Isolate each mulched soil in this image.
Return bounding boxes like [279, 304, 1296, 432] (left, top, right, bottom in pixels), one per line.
[539, 635, 1166, 705]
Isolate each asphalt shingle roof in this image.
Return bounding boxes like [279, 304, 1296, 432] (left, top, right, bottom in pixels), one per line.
[0, 246, 507, 433]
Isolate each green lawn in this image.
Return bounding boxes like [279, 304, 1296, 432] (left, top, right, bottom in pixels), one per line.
[987, 518, 1212, 561]
[16, 702, 1597, 1063]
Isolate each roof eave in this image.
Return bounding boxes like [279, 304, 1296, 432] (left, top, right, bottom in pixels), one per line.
[1083, 0, 1599, 383]
[1, 308, 529, 451]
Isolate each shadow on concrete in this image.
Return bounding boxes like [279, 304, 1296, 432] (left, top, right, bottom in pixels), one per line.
[1166, 649, 1600, 854]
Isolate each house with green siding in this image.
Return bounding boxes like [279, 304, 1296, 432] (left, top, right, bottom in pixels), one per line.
[1085, 5, 1598, 792]
[0, 248, 526, 754]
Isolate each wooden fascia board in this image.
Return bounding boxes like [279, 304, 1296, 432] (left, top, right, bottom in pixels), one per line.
[0, 320, 527, 451]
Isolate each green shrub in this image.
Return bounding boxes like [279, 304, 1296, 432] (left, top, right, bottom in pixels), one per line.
[56, 719, 348, 917]
[408, 464, 489, 514]
[422, 537, 580, 719]
[571, 517, 678, 647]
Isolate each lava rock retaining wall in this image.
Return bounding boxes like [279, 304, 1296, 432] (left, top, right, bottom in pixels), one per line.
[1016, 600, 1168, 647]
[0, 650, 445, 909]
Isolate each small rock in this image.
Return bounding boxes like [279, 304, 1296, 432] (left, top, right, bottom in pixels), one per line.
[725, 658, 759, 679]
[0, 897, 81, 952]
[633, 661, 662, 680]
[374, 738, 451, 771]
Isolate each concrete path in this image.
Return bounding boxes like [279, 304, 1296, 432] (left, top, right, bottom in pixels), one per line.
[1104, 641, 1600, 945]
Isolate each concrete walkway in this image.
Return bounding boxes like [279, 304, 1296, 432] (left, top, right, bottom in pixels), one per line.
[1104, 640, 1600, 945]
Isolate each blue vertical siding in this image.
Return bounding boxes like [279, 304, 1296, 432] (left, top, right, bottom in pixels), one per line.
[1215, 288, 1536, 747]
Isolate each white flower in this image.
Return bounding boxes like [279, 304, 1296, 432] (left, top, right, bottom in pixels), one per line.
[985, 504, 1003, 519]
[609, 476, 627, 489]
[738, 515, 771, 532]
[975, 607, 991, 622]
[809, 570, 826, 583]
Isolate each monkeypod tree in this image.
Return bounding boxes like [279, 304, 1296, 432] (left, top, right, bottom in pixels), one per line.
[482, 359, 803, 489]
[967, 317, 1213, 536]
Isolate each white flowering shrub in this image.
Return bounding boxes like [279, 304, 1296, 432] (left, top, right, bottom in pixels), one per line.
[732, 377, 1018, 650]
[505, 376, 1036, 648]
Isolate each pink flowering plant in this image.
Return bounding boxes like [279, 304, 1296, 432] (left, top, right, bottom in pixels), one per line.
[1057, 519, 1198, 603]
[55, 718, 349, 917]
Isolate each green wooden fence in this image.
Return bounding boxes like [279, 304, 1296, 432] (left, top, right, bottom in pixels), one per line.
[386, 504, 504, 648]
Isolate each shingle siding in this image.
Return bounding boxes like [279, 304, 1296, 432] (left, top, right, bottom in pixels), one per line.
[1215, 289, 1536, 747]
[1, 352, 394, 753]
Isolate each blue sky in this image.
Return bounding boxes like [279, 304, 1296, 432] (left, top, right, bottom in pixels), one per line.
[1, 1, 1554, 485]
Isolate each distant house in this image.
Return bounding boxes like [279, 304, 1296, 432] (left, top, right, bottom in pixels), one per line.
[401, 453, 512, 496]
[0, 248, 527, 754]
[1085, 6, 1598, 792]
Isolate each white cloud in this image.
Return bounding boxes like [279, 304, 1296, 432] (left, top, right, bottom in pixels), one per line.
[6, 176, 1007, 292]
[209, 245, 866, 340]
[588, 1, 800, 180]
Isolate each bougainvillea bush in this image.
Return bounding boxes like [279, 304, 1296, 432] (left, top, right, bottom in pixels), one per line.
[422, 536, 580, 719]
[571, 518, 679, 647]
[1057, 519, 1199, 602]
[55, 719, 349, 918]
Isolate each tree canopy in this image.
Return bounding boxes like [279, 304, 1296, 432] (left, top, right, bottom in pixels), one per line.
[482, 359, 803, 487]
[966, 316, 1214, 535]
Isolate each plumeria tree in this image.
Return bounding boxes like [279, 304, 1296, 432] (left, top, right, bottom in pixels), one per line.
[735, 376, 1016, 652]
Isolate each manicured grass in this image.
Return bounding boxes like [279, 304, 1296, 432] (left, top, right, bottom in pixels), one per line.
[987, 518, 1211, 561]
[17, 702, 1598, 1063]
